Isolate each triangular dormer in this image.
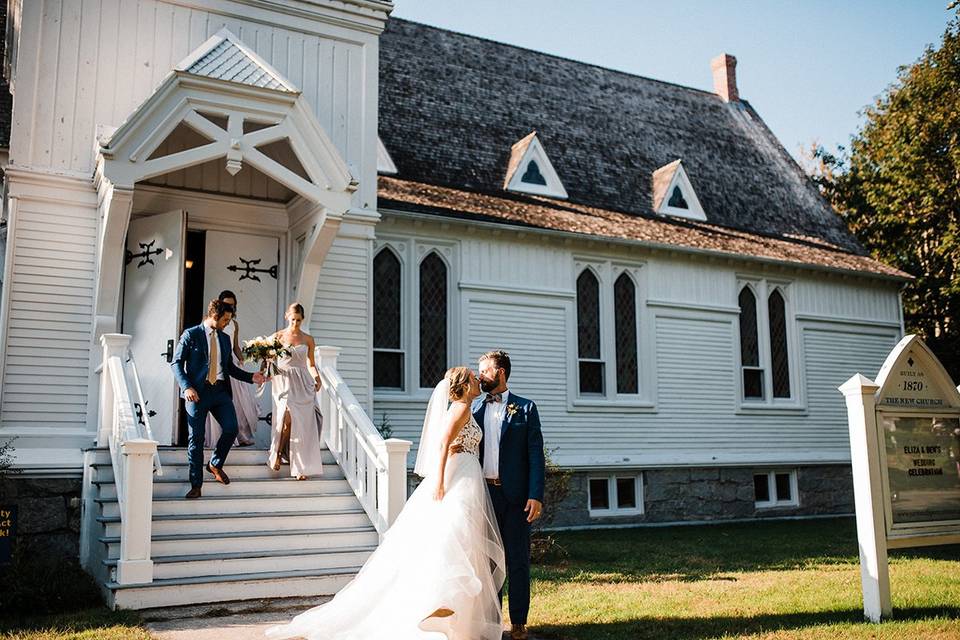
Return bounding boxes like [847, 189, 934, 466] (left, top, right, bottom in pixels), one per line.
[652, 159, 706, 221]
[377, 136, 398, 175]
[176, 28, 299, 93]
[503, 132, 568, 199]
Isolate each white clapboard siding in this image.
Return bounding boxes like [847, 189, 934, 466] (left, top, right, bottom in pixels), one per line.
[802, 326, 900, 431]
[311, 235, 371, 409]
[1, 198, 97, 432]
[794, 279, 901, 323]
[12, 0, 373, 205]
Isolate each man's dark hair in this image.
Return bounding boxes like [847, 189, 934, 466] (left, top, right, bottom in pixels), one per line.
[480, 349, 511, 381]
[218, 289, 237, 302]
[206, 298, 234, 319]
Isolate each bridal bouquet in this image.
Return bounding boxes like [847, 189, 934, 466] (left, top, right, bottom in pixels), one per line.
[241, 336, 290, 377]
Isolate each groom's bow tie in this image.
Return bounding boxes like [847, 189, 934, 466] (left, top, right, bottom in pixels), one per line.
[484, 393, 503, 404]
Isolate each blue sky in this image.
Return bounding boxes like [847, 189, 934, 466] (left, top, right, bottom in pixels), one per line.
[390, 1, 953, 163]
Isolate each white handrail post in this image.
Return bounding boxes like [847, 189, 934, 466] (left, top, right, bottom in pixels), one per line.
[379, 438, 412, 528]
[98, 334, 130, 446]
[117, 438, 157, 585]
[315, 345, 342, 453]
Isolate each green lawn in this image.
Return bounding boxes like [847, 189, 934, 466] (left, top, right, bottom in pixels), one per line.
[1, 518, 957, 639]
[526, 518, 960, 639]
[0, 609, 149, 640]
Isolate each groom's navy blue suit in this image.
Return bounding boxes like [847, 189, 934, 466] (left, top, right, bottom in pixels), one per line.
[171, 323, 255, 488]
[473, 392, 545, 627]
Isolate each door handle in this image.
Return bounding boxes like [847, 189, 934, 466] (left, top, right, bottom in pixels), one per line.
[161, 339, 174, 363]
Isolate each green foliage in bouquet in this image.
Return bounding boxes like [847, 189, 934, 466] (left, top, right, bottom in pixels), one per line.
[241, 336, 292, 376]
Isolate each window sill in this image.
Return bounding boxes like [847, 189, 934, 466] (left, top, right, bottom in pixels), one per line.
[736, 402, 807, 417]
[570, 398, 656, 413]
[373, 390, 436, 403]
[588, 508, 644, 518]
[755, 501, 800, 510]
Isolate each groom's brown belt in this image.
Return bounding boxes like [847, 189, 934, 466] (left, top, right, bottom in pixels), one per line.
[485, 478, 502, 486]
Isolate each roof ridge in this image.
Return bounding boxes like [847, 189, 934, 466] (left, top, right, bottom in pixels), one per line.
[388, 17, 720, 99]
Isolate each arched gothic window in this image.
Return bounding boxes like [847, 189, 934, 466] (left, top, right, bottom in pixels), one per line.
[614, 273, 638, 394]
[419, 252, 448, 388]
[577, 269, 604, 394]
[768, 289, 791, 398]
[738, 286, 764, 399]
[373, 248, 403, 389]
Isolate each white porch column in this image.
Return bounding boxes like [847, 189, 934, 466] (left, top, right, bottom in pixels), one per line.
[117, 438, 157, 585]
[378, 438, 412, 529]
[839, 373, 891, 622]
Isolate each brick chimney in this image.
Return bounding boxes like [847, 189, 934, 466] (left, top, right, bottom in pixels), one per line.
[711, 53, 739, 102]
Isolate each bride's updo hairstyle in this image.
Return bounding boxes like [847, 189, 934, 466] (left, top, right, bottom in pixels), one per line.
[445, 366, 471, 402]
[285, 302, 305, 319]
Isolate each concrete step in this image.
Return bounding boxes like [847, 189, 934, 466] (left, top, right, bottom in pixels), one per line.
[99, 509, 371, 537]
[108, 566, 358, 609]
[101, 525, 379, 558]
[95, 476, 351, 500]
[91, 460, 344, 483]
[104, 546, 375, 580]
[95, 492, 360, 518]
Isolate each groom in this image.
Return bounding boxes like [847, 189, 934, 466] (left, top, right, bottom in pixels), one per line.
[171, 299, 266, 499]
[474, 350, 545, 640]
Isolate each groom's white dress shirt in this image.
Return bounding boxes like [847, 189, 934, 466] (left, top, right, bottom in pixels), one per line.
[482, 389, 509, 480]
[203, 323, 226, 381]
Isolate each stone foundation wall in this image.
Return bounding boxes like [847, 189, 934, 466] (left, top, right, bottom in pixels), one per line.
[0, 477, 82, 558]
[543, 465, 854, 529]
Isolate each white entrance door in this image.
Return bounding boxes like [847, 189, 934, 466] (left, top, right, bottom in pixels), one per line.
[202, 230, 281, 441]
[122, 210, 186, 445]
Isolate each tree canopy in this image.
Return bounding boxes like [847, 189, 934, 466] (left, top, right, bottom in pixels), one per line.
[814, 11, 960, 379]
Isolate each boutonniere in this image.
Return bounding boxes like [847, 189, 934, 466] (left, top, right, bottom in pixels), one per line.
[506, 403, 520, 419]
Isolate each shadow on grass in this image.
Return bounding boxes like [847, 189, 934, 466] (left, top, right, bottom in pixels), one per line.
[0, 608, 143, 634]
[534, 605, 960, 640]
[535, 518, 960, 583]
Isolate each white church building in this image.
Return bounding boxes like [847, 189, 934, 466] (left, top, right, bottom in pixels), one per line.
[0, 0, 908, 609]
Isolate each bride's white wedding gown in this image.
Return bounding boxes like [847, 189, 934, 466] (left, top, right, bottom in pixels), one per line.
[265, 416, 506, 640]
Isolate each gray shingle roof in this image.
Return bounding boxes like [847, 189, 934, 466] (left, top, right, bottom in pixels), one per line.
[180, 29, 297, 93]
[378, 18, 863, 253]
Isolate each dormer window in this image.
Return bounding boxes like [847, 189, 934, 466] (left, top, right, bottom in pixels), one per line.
[652, 159, 706, 221]
[667, 186, 689, 209]
[377, 136, 398, 175]
[503, 131, 568, 199]
[521, 161, 547, 186]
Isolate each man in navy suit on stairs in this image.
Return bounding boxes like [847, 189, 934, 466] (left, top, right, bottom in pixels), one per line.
[473, 349, 545, 640]
[171, 299, 266, 499]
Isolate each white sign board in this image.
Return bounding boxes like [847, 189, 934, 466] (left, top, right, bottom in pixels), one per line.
[839, 334, 960, 622]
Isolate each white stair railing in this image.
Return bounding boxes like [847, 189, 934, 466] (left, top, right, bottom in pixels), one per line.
[96, 334, 158, 585]
[315, 346, 411, 535]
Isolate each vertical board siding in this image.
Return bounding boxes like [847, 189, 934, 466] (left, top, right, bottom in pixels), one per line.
[1, 200, 97, 431]
[795, 279, 901, 323]
[13, 0, 368, 185]
[311, 235, 371, 409]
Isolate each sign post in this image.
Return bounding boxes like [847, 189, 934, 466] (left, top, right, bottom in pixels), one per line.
[839, 334, 960, 622]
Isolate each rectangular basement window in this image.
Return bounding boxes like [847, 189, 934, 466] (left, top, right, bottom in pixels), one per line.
[588, 474, 643, 517]
[754, 470, 799, 508]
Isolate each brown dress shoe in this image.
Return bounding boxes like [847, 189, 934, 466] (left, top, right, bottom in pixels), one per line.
[510, 623, 528, 640]
[206, 463, 230, 485]
[184, 486, 202, 499]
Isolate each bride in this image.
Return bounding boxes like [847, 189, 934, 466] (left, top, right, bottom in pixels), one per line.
[265, 366, 506, 640]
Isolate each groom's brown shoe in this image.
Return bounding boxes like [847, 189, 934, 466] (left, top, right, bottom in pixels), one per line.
[206, 463, 230, 485]
[184, 486, 201, 499]
[510, 624, 528, 640]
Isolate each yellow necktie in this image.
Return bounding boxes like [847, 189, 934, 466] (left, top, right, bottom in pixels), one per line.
[207, 330, 218, 384]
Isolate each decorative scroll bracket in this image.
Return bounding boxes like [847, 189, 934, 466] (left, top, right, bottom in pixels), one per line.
[227, 257, 278, 283]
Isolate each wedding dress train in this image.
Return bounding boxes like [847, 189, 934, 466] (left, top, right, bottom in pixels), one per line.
[265, 416, 505, 640]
